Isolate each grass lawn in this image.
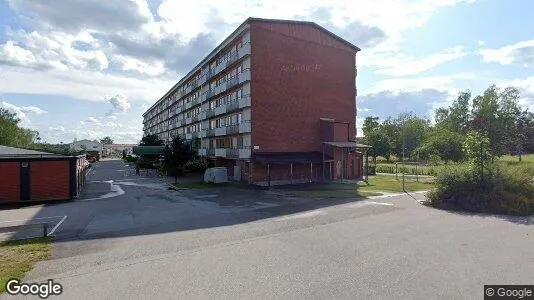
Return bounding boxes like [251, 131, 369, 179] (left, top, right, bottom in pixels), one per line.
[0, 237, 51, 294]
[275, 175, 435, 199]
[499, 154, 534, 164]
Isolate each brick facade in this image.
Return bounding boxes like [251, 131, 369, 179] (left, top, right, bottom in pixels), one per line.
[0, 156, 86, 203]
[0, 162, 20, 203]
[250, 23, 356, 153]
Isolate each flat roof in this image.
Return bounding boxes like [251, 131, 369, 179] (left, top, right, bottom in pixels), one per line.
[323, 142, 371, 148]
[0, 145, 56, 156]
[252, 151, 333, 164]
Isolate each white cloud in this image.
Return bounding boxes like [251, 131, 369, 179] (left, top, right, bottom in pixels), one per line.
[0, 30, 109, 71]
[366, 72, 479, 95]
[361, 46, 468, 76]
[106, 94, 131, 113]
[479, 40, 534, 68]
[20, 106, 47, 115]
[113, 55, 166, 76]
[85, 116, 102, 126]
[0, 66, 174, 102]
[0, 41, 36, 65]
[48, 126, 66, 132]
[499, 76, 534, 111]
[0, 101, 47, 126]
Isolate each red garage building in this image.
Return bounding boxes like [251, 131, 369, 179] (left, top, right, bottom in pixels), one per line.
[0, 146, 87, 204]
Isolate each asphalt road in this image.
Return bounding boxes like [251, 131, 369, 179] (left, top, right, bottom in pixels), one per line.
[2, 160, 533, 299]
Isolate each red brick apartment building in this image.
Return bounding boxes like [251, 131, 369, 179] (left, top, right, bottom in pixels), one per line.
[142, 18, 369, 185]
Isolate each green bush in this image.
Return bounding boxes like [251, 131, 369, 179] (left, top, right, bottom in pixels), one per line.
[124, 155, 137, 163]
[375, 164, 438, 176]
[184, 159, 207, 173]
[428, 163, 534, 215]
[136, 157, 158, 169]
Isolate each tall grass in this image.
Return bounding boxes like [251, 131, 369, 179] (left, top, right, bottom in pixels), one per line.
[427, 163, 534, 216]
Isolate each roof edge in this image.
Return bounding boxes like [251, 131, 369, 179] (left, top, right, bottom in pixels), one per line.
[246, 17, 361, 52]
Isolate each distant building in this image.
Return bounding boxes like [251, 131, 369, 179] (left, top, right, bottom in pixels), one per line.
[70, 140, 103, 153]
[142, 18, 366, 185]
[103, 144, 136, 156]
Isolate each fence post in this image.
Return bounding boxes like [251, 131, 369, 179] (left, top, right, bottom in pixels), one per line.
[402, 172, 406, 192]
[43, 223, 48, 237]
[416, 164, 419, 182]
[395, 163, 398, 180]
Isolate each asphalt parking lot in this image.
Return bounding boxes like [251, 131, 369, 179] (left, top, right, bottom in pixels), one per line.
[1, 160, 533, 299]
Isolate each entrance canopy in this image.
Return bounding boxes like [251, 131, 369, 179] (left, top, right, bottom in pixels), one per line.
[322, 141, 371, 149]
[252, 151, 332, 164]
[132, 146, 164, 156]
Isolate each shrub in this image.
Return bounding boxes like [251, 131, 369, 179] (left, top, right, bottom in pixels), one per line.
[184, 159, 207, 173]
[136, 157, 157, 169]
[428, 163, 534, 215]
[124, 155, 137, 163]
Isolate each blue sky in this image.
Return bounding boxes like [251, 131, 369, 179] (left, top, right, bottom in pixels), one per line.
[1, 0, 533, 143]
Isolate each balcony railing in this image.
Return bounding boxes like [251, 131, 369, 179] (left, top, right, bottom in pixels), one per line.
[227, 149, 239, 158]
[206, 129, 216, 137]
[227, 124, 239, 135]
[225, 76, 239, 90]
[205, 109, 216, 118]
[225, 52, 239, 68]
[227, 101, 239, 112]
[198, 148, 251, 159]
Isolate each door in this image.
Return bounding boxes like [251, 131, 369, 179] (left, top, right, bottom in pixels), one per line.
[20, 161, 30, 201]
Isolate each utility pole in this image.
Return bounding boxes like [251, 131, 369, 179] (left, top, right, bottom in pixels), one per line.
[402, 125, 406, 192]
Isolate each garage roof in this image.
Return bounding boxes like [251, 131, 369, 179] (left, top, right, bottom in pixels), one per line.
[0, 145, 58, 157]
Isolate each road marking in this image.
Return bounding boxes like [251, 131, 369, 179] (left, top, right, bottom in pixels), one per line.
[80, 180, 125, 201]
[48, 215, 67, 236]
[279, 210, 326, 220]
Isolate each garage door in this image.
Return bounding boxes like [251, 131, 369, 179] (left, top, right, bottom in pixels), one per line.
[30, 161, 70, 201]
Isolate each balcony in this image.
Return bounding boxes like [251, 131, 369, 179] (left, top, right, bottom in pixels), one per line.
[215, 149, 226, 157]
[191, 115, 199, 123]
[227, 149, 239, 158]
[227, 101, 239, 112]
[191, 80, 199, 89]
[225, 52, 239, 68]
[205, 128, 216, 137]
[204, 89, 215, 100]
[225, 76, 239, 90]
[205, 109, 216, 118]
[191, 132, 199, 139]
[198, 148, 251, 159]
[227, 124, 239, 135]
